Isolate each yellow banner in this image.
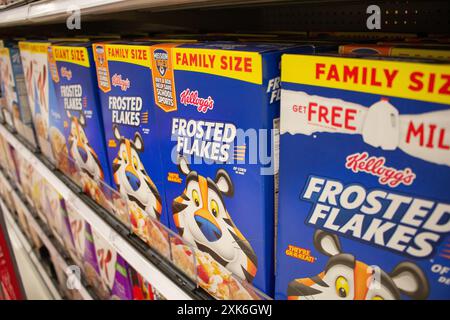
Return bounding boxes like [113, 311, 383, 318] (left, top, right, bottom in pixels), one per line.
[18, 41, 30, 51]
[173, 47, 262, 84]
[101, 44, 152, 68]
[282, 55, 450, 105]
[18, 41, 50, 54]
[47, 47, 60, 83]
[0, 48, 9, 57]
[51, 46, 90, 67]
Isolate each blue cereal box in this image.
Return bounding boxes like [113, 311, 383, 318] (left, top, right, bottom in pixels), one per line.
[48, 43, 113, 206]
[151, 42, 324, 296]
[92, 42, 170, 258]
[19, 41, 56, 161]
[0, 43, 35, 145]
[276, 54, 450, 300]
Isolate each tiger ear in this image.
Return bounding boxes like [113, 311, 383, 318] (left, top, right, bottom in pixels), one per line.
[390, 262, 429, 300]
[313, 230, 342, 257]
[79, 113, 86, 127]
[134, 132, 144, 152]
[66, 110, 72, 119]
[215, 169, 234, 197]
[178, 156, 191, 176]
[113, 125, 121, 141]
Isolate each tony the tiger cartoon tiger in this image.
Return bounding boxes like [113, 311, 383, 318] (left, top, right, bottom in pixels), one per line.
[172, 156, 258, 283]
[67, 111, 104, 181]
[288, 230, 429, 300]
[112, 125, 162, 222]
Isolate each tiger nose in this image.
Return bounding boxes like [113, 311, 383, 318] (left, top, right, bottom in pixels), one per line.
[78, 147, 88, 163]
[126, 171, 141, 191]
[194, 213, 222, 242]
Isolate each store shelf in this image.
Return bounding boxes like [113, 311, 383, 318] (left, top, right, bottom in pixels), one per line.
[0, 124, 198, 300]
[0, 198, 63, 299]
[1, 0, 449, 34]
[0, 0, 278, 27]
[0, 171, 94, 300]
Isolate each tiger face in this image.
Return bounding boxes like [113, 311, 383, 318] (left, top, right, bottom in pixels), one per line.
[173, 156, 257, 283]
[68, 111, 104, 181]
[288, 230, 429, 300]
[112, 125, 162, 221]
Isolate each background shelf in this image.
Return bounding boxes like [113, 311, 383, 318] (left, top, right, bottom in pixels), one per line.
[1, 1, 449, 37]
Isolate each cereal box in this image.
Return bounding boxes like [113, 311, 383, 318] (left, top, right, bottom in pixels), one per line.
[48, 42, 113, 206]
[18, 41, 56, 161]
[276, 54, 450, 300]
[0, 43, 36, 146]
[128, 267, 157, 300]
[92, 41, 170, 257]
[339, 44, 450, 61]
[0, 45, 17, 128]
[151, 42, 326, 295]
[66, 206, 105, 297]
[92, 229, 134, 300]
[40, 181, 66, 246]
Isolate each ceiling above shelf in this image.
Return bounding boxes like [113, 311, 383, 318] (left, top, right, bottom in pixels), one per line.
[0, 0, 283, 26]
[0, 1, 449, 39]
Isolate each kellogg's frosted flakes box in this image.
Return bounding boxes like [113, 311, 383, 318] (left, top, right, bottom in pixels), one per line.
[0, 43, 36, 145]
[18, 41, 56, 160]
[48, 43, 113, 206]
[151, 42, 324, 296]
[276, 54, 450, 300]
[92, 41, 170, 258]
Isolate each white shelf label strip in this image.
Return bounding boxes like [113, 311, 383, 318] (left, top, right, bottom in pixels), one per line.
[0, 125, 192, 300]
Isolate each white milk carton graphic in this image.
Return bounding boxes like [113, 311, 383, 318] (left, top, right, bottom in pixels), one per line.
[362, 98, 400, 150]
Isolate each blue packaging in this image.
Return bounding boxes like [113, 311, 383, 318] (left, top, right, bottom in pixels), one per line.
[276, 54, 450, 300]
[48, 43, 113, 204]
[93, 42, 170, 257]
[0, 43, 36, 146]
[151, 42, 325, 296]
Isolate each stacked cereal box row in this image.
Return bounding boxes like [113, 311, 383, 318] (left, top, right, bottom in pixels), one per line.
[0, 34, 449, 299]
[4, 39, 314, 298]
[0, 134, 164, 300]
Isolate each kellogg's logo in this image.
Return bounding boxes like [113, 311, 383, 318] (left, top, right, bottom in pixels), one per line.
[180, 88, 214, 113]
[153, 49, 168, 77]
[61, 67, 72, 81]
[345, 152, 416, 187]
[111, 73, 130, 92]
